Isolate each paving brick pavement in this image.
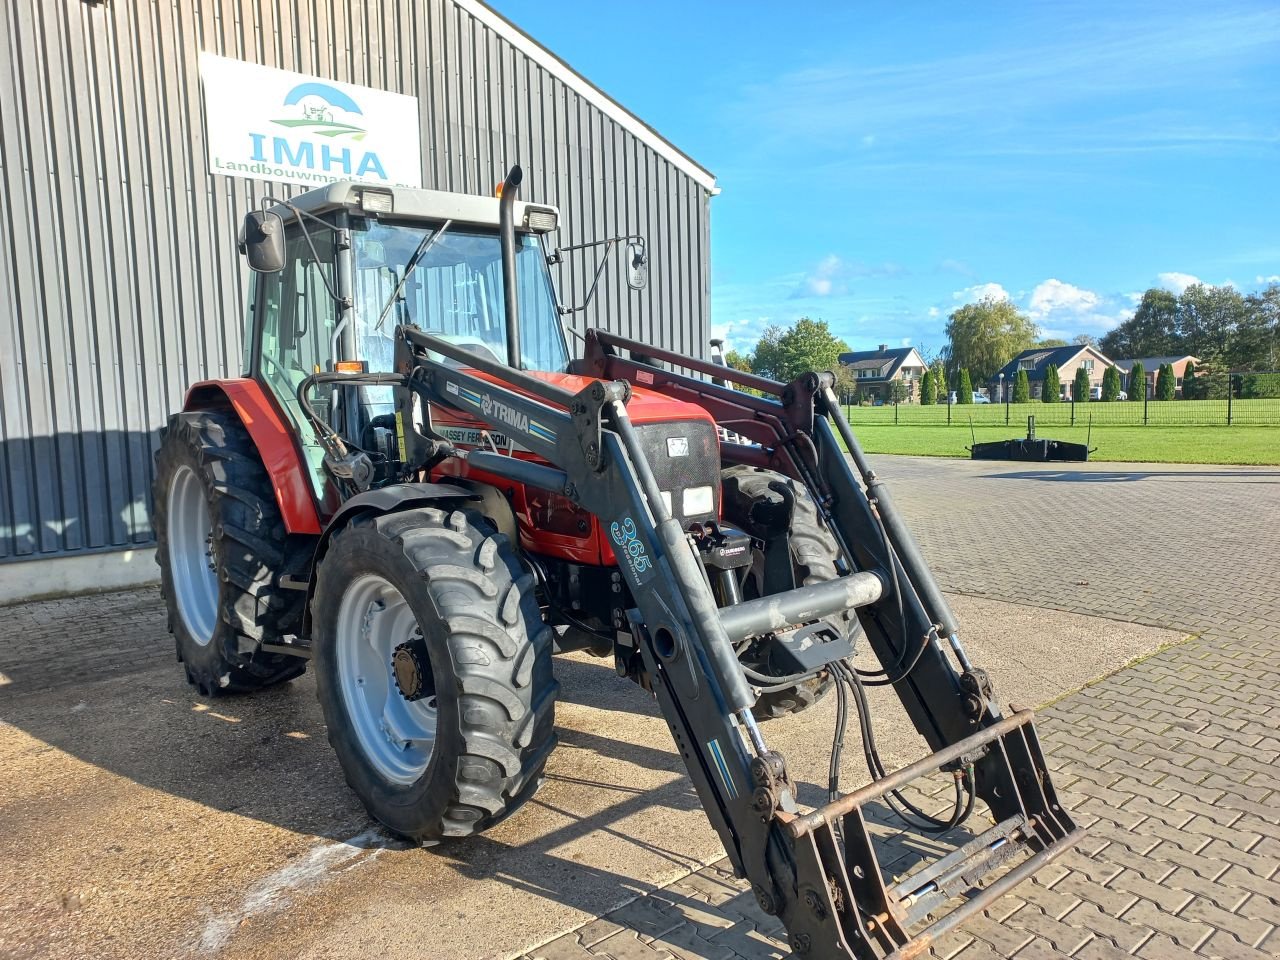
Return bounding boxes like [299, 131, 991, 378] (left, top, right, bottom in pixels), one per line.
[521, 458, 1280, 960]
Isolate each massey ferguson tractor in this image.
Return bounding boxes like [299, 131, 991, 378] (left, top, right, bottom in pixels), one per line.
[153, 167, 1080, 958]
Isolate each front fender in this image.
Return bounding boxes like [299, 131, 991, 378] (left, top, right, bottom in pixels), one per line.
[300, 483, 478, 636]
[184, 378, 323, 535]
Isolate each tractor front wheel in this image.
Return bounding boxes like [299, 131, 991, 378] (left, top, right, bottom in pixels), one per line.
[312, 508, 557, 842]
[153, 410, 308, 695]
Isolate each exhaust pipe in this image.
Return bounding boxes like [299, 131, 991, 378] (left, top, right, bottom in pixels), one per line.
[499, 165, 523, 369]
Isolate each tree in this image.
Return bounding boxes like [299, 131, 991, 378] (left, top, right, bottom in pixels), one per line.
[944, 298, 1037, 384]
[1101, 365, 1121, 402]
[932, 361, 948, 403]
[957, 369, 973, 403]
[1155, 363, 1176, 400]
[750, 317, 850, 383]
[1073, 367, 1090, 402]
[1012, 368, 1030, 403]
[920, 368, 936, 405]
[1241, 284, 1280, 370]
[1042, 364, 1061, 402]
[1100, 288, 1179, 358]
[1181, 360, 1198, 400]
[1177, 283, 1249, 365]
[1073, 334, 1098, 347]
[1036, 338, 1069, 348]
[724, 349, 754, 374]
[888, 380, 908, 404]
[832, 362, 858, 403]
[1127, 361, 1145, 400]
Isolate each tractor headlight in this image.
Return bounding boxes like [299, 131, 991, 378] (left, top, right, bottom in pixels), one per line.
[682, 485, 714, 517]
[523, 205, 559, 233]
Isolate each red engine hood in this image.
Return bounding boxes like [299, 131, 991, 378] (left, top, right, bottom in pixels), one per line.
[456, 369, 715, 427]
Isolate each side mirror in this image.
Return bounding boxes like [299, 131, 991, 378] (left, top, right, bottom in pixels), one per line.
[239, 210, 286, 273]
[626, 239, 648, 290]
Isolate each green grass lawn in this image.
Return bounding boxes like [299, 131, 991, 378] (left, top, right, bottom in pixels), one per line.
[844, 398, 1276, 428]
[846, 423, 1280, 465]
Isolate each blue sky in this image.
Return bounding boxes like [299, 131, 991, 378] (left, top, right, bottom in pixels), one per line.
[490, 1, 1280, 356]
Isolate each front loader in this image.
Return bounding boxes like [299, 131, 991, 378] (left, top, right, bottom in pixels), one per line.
[154, 166, 1081, 958]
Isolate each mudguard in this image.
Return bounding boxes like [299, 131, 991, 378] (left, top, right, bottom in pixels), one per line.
[184, 378, 324, 535]
[300, 482, 478, 635]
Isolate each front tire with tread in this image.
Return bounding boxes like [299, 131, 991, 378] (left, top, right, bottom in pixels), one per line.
[312, 507, 557, 842]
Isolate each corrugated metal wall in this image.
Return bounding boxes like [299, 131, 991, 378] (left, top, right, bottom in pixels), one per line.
[0, 0, 712, 563]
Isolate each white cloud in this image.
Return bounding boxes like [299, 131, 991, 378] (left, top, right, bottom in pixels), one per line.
[900, 337, 912, 347]
[1156, 271, 1200, 294]
[804, 254, 845, 297]
[927, 306, 940, 318]
[708, 316, 771, 354]
[1027, 279, 1101, 319]
[952, 282, 1009, 303]
[1256, 274, 1280, 284]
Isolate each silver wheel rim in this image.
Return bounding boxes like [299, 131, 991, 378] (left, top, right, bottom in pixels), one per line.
[336, 574, 438, 784]
[167, 464, 218, 646]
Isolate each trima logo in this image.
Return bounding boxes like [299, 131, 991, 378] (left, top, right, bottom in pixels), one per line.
[247, 82, 389, 180]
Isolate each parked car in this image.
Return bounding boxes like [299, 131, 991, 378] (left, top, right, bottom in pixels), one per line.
[947, 391, 990, 404]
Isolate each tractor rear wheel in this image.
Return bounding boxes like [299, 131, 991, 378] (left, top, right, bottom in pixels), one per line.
[721, 465, 851, 721]
[153, 410, 308, 696]
[311, 507, 557, 842]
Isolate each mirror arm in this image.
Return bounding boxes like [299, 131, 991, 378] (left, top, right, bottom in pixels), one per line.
[259, 196, 349, 308]
[554, 238, 619, 316]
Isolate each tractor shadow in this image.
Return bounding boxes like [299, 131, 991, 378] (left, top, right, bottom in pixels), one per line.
[0, 611, 712, 924]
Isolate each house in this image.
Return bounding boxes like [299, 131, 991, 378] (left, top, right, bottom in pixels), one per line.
[1112, 356, 1200, 399]
[991, 345, 1118, 400]
[838, 345, 928, 402]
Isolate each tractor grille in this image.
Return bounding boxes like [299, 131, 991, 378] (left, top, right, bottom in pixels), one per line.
[632, 419, 721, 525]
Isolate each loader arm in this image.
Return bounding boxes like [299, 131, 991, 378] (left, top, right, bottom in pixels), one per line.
[391, 324, 1081, 959]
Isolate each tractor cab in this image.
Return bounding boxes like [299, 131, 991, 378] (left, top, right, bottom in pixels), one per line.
[239, 182, 570, 499]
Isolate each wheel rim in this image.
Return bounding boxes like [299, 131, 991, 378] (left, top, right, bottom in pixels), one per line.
[335, 574, 438, 785]
[167, 464, 218, 646]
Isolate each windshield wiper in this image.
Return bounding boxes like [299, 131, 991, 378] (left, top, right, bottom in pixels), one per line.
[374, 219, 453, 332]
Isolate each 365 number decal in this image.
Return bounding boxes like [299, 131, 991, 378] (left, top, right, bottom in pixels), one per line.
[610, 517, 652, 579]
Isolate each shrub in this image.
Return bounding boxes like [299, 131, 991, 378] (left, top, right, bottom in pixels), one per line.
[1073, 367, 1090, 402]
[934, 362, 948, 403]
[1155, 363, 1176, 400]
[1012, 368, 1030, 403]
[1182, 361, 1198, 400]
[957, 369, 973, 403]
[889, 380, 908, 404]
[1042, 363, 1060, 402]
[920, 368, 935, 405]
[1128, 360, 1145, 400]
[1101, 365, 1121, 402]
[1240, 372, 1280, 398]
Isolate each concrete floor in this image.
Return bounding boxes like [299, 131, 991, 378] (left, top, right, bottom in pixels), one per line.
[0, 588, 1178, 960]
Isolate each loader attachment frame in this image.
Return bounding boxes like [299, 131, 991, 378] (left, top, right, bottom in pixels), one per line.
[390, 323, 1081, 959]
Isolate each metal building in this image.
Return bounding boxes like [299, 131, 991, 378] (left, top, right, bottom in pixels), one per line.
[0, 0, 716, 597]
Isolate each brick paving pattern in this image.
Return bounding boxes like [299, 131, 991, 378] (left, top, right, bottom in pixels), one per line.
[522, 459, 1280, 960]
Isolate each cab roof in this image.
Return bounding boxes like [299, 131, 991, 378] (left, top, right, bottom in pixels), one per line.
[272, 182, 559, 234]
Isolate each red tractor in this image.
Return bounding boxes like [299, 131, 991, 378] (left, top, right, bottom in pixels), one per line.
[154, 167, 1079, 957]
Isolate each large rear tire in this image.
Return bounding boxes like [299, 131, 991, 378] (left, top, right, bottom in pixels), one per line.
[721, 465, 852, 721]
[153, 410, 308, 696]
[311, 507, 557, 842]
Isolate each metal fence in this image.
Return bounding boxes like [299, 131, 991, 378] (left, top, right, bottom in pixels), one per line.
[845, 374, 1280, 427]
